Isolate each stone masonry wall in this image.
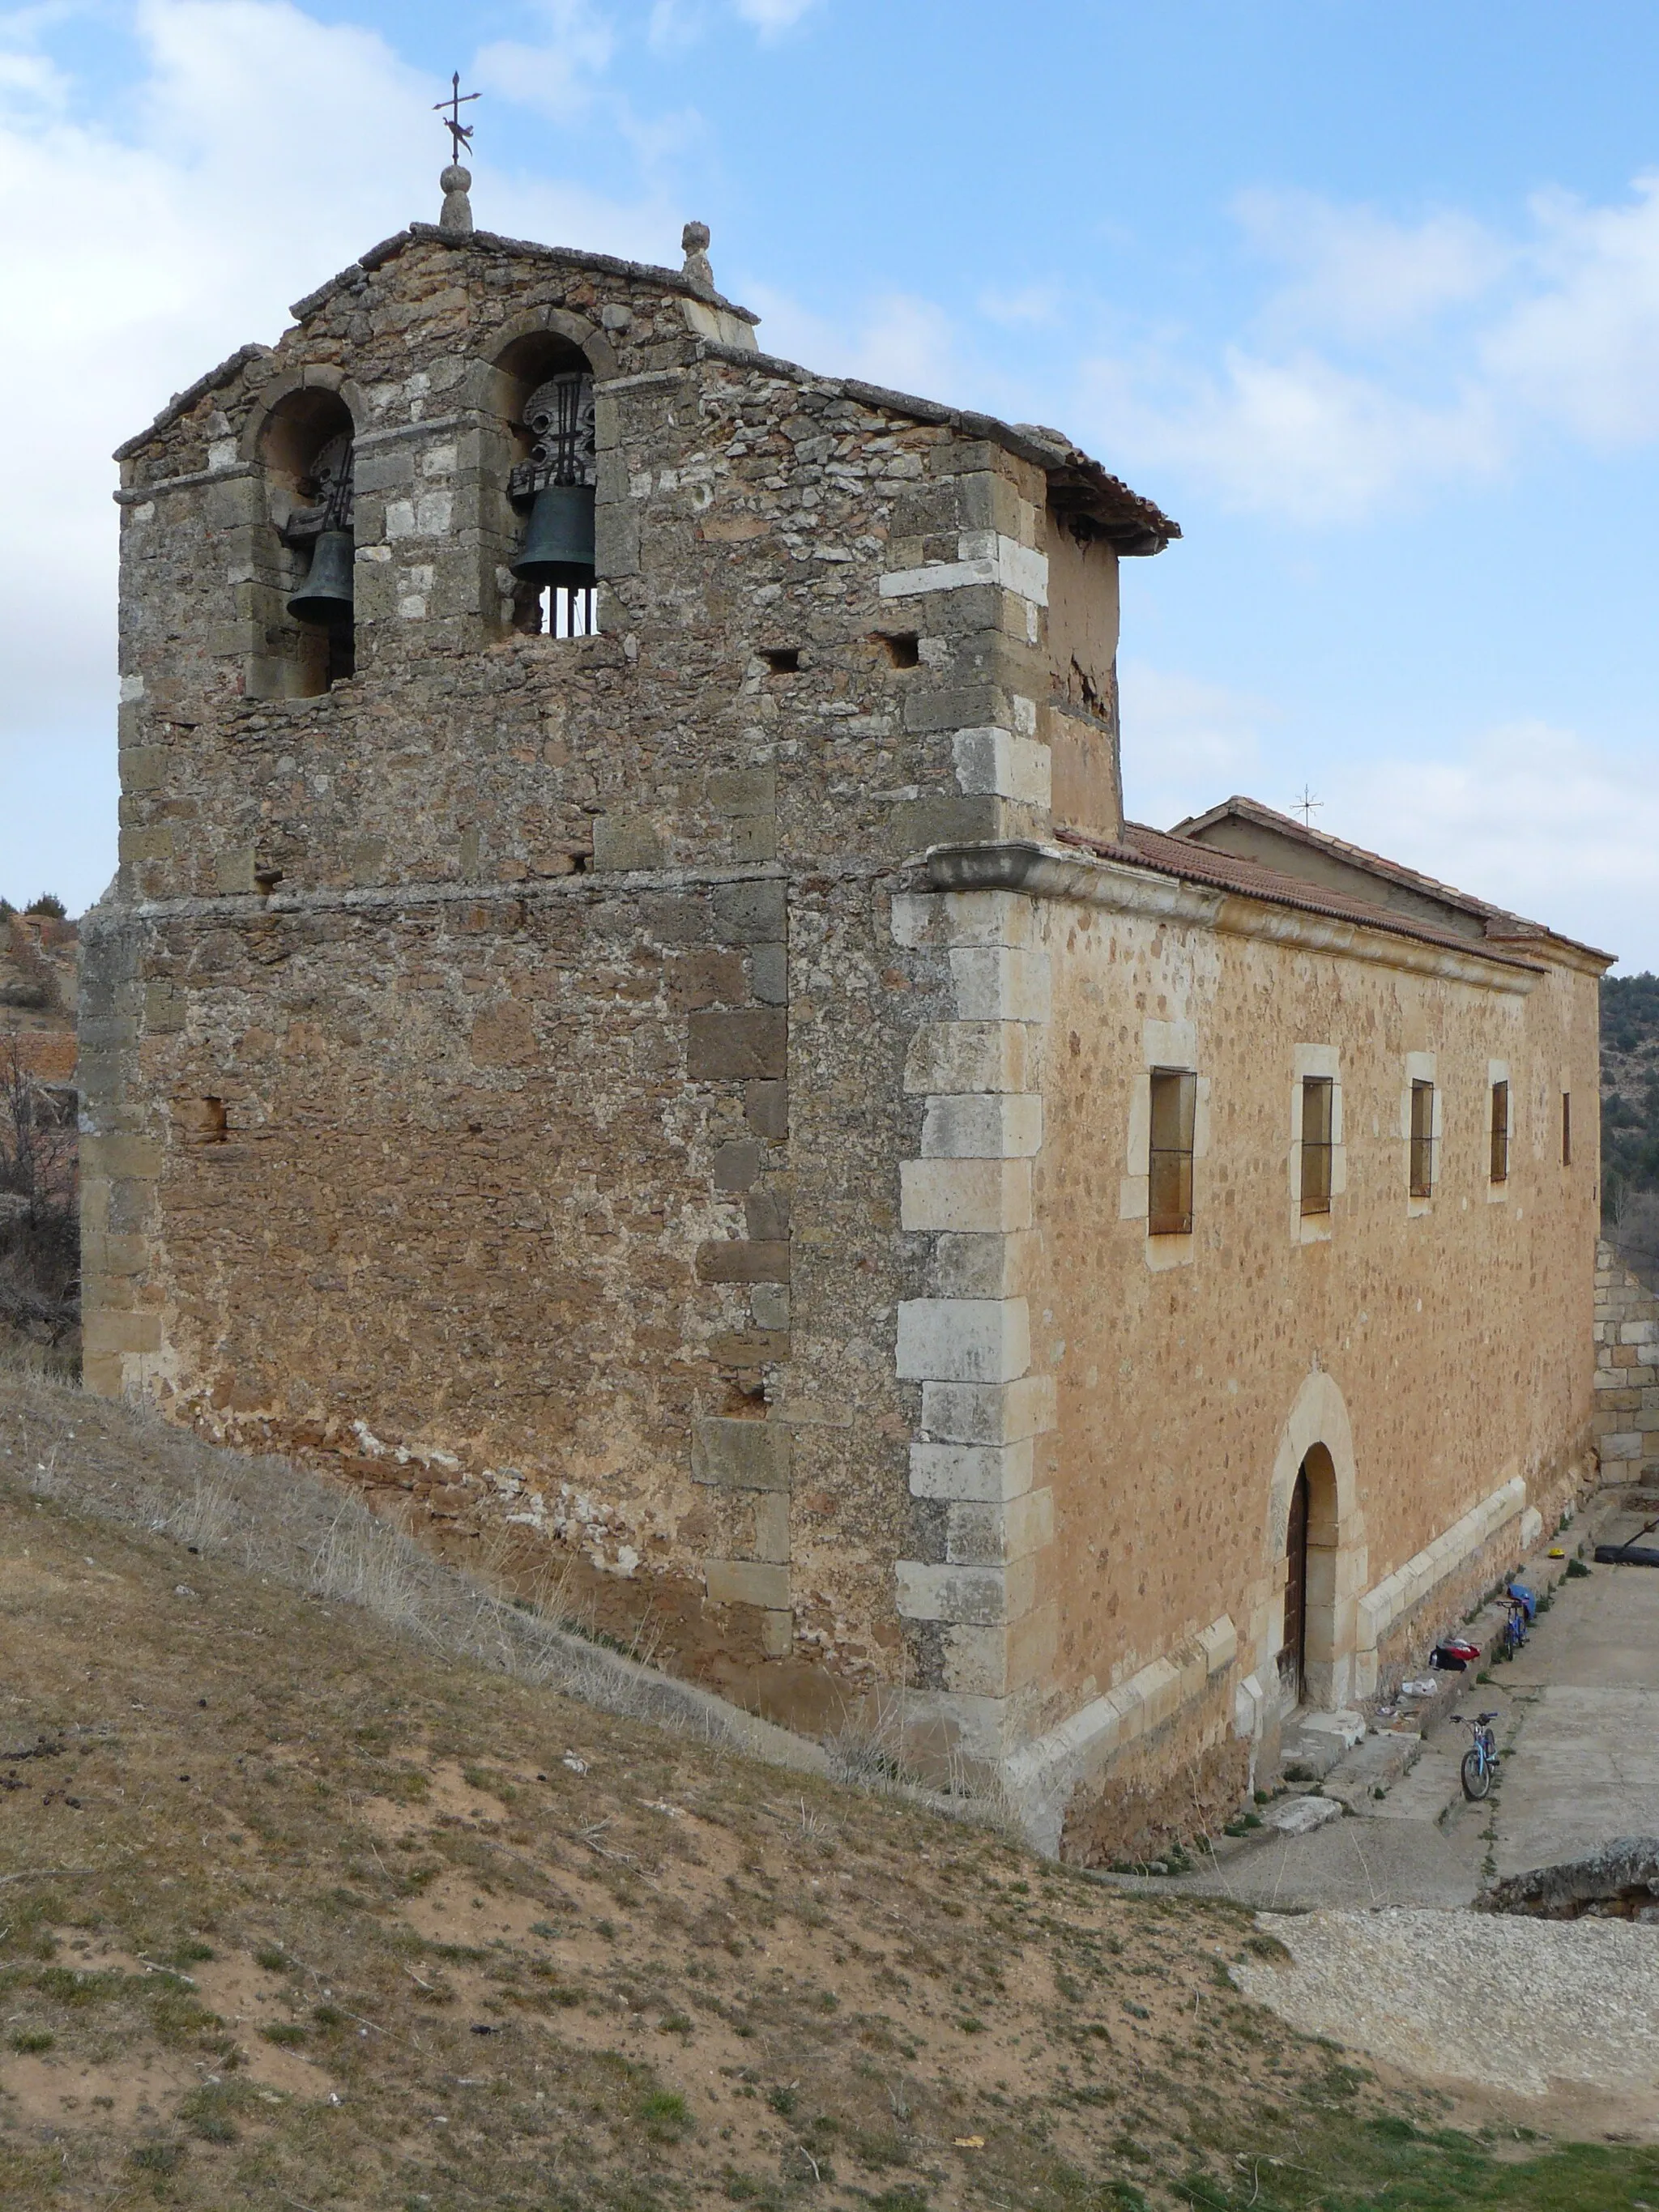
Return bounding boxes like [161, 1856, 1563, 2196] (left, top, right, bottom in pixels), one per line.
[1594, 1237, 1659, 1482]
[884, 848, 1602, 1808]
[84, 214, 1149, 1733]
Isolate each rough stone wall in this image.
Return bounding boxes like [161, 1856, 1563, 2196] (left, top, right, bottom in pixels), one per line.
[83, 217, 1116, 1729]
[887, 858, 1602, 1795]
[1039, 915, 1599, 1726]
[1593, 1237, 1659, 1481]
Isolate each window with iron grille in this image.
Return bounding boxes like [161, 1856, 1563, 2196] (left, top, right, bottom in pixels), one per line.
[1410, 1079, 1435, 1198]
[1490, 1080, 1509, 1183]
[1300, 1076, 1334, 1217]
[1148, 1068, 1196, 1235]
[1562, 1091, 1572, 1166]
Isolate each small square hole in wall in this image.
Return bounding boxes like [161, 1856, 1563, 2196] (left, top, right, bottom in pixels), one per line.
[761, 647, 800, 674]
[877, 631, 919, 668]
[180, 1097, 228, 1145]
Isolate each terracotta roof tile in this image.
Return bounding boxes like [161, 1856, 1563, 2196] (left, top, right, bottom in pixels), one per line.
[1054, 823, 1546, 970]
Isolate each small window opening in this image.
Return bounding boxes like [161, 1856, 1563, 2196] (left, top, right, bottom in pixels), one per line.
[1563, 1091, 1572, 1166]
[1299, 1076, 1334, 1217]
[181, 1096, 228, 1145]
[1148, 1068, 1196, 1236]
[877, 632, 919, 669]
[1410, 1079, 1435, 1199]
[532, 585, 598, 638]
[761, 647, 800, 675]
[1490, 1080, 1509, 1183]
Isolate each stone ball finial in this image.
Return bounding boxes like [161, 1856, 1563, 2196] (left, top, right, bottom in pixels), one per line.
[681, 219, 714, 290]
[440, 163, 475, 237]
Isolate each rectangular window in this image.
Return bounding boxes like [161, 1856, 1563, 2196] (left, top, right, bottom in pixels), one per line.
[1490, 1080, 1509, 1183]
[1410, 1079, 1435, 1199]
[1300, 1076, 1334, 1217]
[1148, 1068, 1197, 1235]
[1563, 1092, 1572, 1166]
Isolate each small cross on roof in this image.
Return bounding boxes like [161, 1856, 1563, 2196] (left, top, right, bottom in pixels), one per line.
[434, 71, 480, 163]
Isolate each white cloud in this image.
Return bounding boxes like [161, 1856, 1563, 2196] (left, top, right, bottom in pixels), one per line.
[1234, 188, 1508, 342]
[732, 0, 820, 33]
[1122, 684, 1655, 969]
[1118, 662, 1269, 829]
[979, 281, 1062, 330]
[473, 0, 616, 123]
[0, 0, 673, 914]
[1483, 177, 1659, 445]
[1083, 172, 1659, 526]
[1083, 347, 1501, 526]
[742, 281, 962, 398]
[646, 0, 705, 53]
[1324, 722, 1655, 968]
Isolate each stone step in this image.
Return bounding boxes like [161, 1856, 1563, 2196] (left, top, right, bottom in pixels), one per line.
[1321, 1724, 1422, 1813]
[1283, 1707, 1366, 1780]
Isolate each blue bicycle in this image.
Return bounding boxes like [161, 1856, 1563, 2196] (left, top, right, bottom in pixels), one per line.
[1499, 1594, 1529, 1658]
[1461, 1711, 1499, 1801]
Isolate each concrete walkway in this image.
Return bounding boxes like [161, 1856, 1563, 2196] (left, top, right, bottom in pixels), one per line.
[1154, 1502, 1659, 1911]
[1175, 1506, 1659, 2125]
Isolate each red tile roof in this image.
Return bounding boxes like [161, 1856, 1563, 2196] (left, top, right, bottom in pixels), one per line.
[1054, 821, 1548, 971]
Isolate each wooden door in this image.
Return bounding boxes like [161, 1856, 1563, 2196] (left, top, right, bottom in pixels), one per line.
[1279, 1466, 1309, 1703]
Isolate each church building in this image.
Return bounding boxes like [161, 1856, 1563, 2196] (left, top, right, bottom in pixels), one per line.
[82, 164, 1607, 1853]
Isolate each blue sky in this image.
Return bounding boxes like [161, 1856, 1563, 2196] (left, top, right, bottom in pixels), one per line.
[4, 1, 1659, 964]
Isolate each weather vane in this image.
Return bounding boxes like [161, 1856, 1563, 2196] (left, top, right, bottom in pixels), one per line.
[434, 71, 480, 163]
[1294, 785, 1323, 828]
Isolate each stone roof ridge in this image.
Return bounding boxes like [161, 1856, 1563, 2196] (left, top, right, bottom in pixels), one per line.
[1056, 820, 1546, 971]
[696, 339, 1179, 554]
[283, 224, 764, 330]
[1167, 793, 1610, 965]
[112, 341, 275, 463]
[111, 235, 1172, 552]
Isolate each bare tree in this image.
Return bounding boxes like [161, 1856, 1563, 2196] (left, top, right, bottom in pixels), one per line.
[0, 1029, 79, 1349]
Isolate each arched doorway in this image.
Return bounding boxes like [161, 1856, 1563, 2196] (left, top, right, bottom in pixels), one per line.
[1279, 1463, 1309, 1701]
[1277, 1443, 1340, 1708]
[1265, 1373, 1367, 1711]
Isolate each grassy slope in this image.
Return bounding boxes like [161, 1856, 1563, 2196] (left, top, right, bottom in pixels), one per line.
[0, 1374, 1654, 2211]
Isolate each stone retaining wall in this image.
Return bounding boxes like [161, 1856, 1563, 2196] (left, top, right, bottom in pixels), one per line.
[1594, 1238, 1659, 1483]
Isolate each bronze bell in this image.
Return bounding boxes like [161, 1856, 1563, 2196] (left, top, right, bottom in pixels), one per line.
[511, 484, 595, 586]
[288, 529, 355, 625]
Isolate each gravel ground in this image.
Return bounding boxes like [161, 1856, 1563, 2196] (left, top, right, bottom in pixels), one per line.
[1235, 1907, 1659, 2095]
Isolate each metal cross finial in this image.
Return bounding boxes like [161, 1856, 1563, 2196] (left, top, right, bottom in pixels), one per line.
[1294, 785, 1323, 828]
[434, 71, 480, 163]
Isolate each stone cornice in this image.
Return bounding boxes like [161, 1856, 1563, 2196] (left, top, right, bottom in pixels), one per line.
[925, 841, 1543, 995]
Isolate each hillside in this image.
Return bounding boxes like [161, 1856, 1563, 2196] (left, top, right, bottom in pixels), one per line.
[0, 1366, 1654, 2210]
[1602, 974, 1659, 1283]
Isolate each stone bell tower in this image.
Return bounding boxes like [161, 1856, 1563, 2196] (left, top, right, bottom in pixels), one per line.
[82, 148, 1175, 1761]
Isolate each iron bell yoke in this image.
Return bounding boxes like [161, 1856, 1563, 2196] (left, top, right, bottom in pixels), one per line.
[511, 368, 597, 589]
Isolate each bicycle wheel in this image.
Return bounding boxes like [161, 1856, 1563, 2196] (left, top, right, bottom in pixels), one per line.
[1461, 1748, 1492, 1801]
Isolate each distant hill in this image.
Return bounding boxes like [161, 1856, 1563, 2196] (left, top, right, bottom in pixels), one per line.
[1602, 973, 1659, 1212]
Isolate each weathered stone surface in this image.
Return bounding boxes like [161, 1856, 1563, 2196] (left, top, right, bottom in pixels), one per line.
[1262, 1793, 1343, 1836]
[1594, 1242, 1659, 1484]
[1477, 1837, 1659, 1919]
[691, 1418, 791, 1492]
[686, 1008, 787, 1080]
